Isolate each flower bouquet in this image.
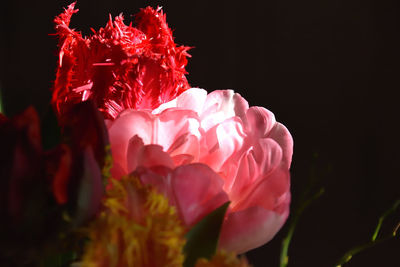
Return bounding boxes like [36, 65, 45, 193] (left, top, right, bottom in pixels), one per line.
[0, 3, 398, 267]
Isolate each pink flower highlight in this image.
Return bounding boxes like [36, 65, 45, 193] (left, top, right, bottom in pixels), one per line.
[107, 88, 293, 253]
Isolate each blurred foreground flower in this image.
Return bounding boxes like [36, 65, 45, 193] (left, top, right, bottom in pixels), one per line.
[195, 251, 250, 267]
[0, 102, 108, 263]
[0, 107, 53, 261]
[82, 176, 186, 266]
[81, 176, 250, 267]
[108, 88, 293, 253]
[53, 3, 191, 119]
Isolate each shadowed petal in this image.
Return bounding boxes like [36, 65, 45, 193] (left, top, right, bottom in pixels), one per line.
[219, 206, 287, 253]
[171, 164, 229, 226]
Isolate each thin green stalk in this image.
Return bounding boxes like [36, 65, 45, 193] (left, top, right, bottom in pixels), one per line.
[371, 200, 400, 241]
[335, 199, 400, 267]
[280, 187, 325, 267]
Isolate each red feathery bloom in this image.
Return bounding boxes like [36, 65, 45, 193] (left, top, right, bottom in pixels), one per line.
[53, 3, 191, 119]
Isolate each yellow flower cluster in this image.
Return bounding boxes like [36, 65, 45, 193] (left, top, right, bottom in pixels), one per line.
[82, 176, 185, 267]
[195, 251, 251, 267]
[81, 176, 250, 267]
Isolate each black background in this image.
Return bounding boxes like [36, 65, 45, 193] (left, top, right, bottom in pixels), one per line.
[1, 0, 399, 266]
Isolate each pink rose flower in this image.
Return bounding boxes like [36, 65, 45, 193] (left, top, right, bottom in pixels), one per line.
[107, 88, 293, 253]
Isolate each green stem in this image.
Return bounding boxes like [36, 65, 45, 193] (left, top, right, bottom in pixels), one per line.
[280, 187, 325, 267]
[335, 235, 395, 267]
[335, 199, 400, 267]
[371, 200, 400, 241]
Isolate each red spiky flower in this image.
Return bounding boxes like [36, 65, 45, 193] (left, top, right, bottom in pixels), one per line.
[53, 3, 191, 119]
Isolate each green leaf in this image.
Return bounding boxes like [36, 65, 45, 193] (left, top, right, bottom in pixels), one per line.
[183, 201, 230, 267]
[41, 105, 62, 150]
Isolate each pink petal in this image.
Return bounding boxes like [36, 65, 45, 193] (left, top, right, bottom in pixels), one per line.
[202, 90, 236, 116]
[254, 138, 283, 175]
[200, 90, 249, 131]
[126, 135, 144, 173]
[136, 144, 175, 169]
[108, 110, 154, 172]
[200, 90, 235, 130]
[228, 138, 283, 202]
[245, 106, 276, 138]
[268, 122, 294, 170]
[176, 88, 208, 114]
[170, 153, 195, 166]
[234, 167, 290, 212]
[219, 206, 287, 253]
[157, 108, 201, 151]
[153, 88, 208, 114]
[224, 148, 257, 200]
[152, 99, 178, 114]
[109, 108, 202, 175]
[167, 133, 200, 163]
[170, 163, 229, 226]
[201, 118, 245, 172]
[232, 93, 250, 123]
[126, 136, 176, 172]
